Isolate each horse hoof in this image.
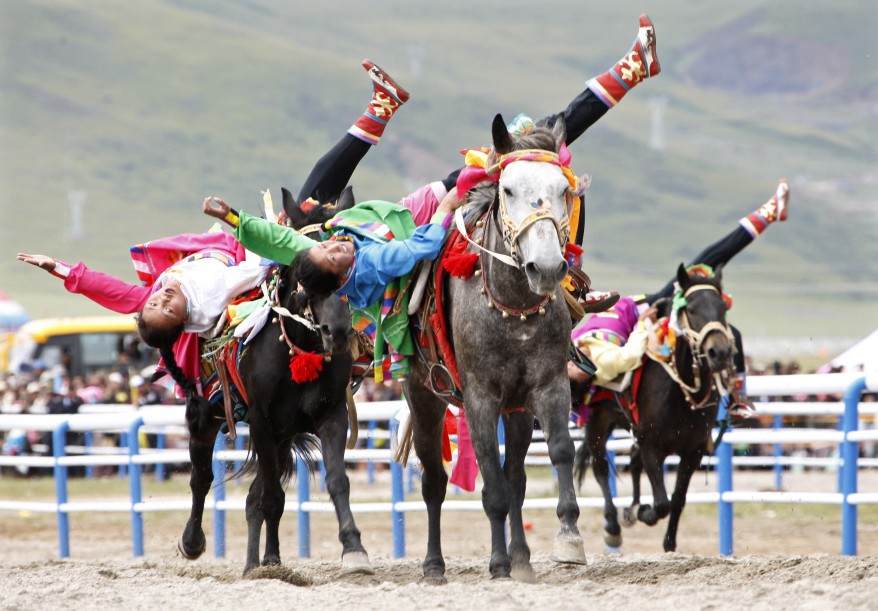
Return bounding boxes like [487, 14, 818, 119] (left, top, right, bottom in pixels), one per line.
[622, 505, 639, 527]
[419, 572, 447, 586]
[177, 538, 206, 560]
[604, 545, 622, 555]
[550, 533, 587, 565]
[510, 564, 537, 584]
[604, 532, 623, 548]
[340, 551, 375, 575]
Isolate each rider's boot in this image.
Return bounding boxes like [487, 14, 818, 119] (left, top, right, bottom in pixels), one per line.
[727, 373, 757, 422]
[740, 179, 790, 237]
[348, 59, 411, 145]
[587, 14, 660, 107]
[582, 290, 621, 314]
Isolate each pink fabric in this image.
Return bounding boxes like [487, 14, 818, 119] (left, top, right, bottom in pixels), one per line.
[397, 181, 447, 226]
[456, 142, 573, 195]
[60, 232, 247, 388]
[62, 263, 152, 314]
[130, 232, 245, 286]
[449, 410, 478, 492]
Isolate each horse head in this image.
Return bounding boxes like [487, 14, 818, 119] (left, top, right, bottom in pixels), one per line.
[489, 113, 572, 296]
[277, 187, 355, 356]
[281, 186, 357, 236]
[674, 263, 734, 373]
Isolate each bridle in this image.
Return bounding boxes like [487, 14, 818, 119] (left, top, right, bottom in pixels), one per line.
[454, 148, 577, 269]
[647, 283, 735, 409]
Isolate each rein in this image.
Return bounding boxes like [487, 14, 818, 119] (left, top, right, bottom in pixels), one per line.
[646, 283, 734, 409]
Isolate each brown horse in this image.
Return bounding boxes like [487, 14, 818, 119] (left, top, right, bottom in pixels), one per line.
[576, 264, 735, 553]
[177, 188, 372, 575]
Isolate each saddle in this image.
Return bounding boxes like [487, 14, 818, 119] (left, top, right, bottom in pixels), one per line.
[410, 209, 487, 408]
[199, 282, 271, 440]
[574, 362, 646, 429]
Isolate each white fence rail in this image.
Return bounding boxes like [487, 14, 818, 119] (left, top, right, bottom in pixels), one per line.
[0, 373, 876, 558]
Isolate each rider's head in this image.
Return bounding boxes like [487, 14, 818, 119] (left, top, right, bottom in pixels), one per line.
[139, 282, 188, 343]
[136, 309, 185, 352]
[293, 241, 355, 295]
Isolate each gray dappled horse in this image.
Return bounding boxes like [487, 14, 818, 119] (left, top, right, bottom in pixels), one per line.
[178, 189, 372, 576]
[576, 264, 734, 553]
[403, 114, 587, 583]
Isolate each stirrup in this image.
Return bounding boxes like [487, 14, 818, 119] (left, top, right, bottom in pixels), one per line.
[426, 363, 464, 406]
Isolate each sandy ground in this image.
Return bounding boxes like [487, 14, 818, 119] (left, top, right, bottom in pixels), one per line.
[2, 468, 877, 610]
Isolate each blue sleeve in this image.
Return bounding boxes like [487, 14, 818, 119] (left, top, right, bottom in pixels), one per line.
[358, 223, 446, 287]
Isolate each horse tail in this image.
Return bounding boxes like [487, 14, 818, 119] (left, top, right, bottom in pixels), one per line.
[573, 439, 592, 491]
[283, 433, 321, 487]
[235, 433, 321, 487]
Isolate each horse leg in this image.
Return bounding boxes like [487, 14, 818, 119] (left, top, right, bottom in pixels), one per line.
[534, 392, 586, 566]
[623, 443, 642, 526]
[500, 412, 536, 583]
[636, 444, 671, 526]
[243, 474, 263, 575]
[406, 387, 450, 585]
[586, 411, 622, 552]
[663, 448, 704, 552]
[316, 405, 373, 575]
[465, 400, 516, 579]
[246, 416, 284, 567]
[178, 432, 219, 559]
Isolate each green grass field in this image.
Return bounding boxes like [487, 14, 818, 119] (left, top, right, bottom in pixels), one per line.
[1, 0, 876, 358]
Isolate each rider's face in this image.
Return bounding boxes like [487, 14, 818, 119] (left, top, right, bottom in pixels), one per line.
[141, 282, 188, 330]
[310, 240, 355, 280]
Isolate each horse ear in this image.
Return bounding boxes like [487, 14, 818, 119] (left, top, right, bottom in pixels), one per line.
[282, 187, 308, 228]
[714, 263, 724, 285]
[676, 263, 690, 290]
[336, 186, 356, 212]
[492, 113, 515, 155]
[551, 115, 567, 152]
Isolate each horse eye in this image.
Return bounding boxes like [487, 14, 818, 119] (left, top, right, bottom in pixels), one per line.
[503, 187, 513, 197]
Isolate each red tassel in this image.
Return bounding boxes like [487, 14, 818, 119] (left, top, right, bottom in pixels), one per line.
[289, 352, 324, 383]
[442, 240, 479, 279]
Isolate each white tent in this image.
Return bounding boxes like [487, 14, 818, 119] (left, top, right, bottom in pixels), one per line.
[830, 329, 878, 373]
[0, 293, 29, 331]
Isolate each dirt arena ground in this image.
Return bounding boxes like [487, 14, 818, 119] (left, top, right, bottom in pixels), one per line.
[2, 468, 877, 610]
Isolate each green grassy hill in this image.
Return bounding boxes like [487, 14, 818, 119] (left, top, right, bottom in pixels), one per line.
[1, 0, 876, 362]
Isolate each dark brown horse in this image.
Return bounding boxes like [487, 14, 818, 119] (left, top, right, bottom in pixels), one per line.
[177, 188, 372, 575]
[576, 264, 734, 553]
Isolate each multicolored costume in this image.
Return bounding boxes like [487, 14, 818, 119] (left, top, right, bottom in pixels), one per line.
[57, 232, 268, 387]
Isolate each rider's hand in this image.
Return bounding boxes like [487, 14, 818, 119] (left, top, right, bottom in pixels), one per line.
[202, 196, 229, 219]
[639, 306, 658, 324]
[436, 187, 466, 216]
[567, 360, 593, 384]
[202, 196, 240, 227]
[16, 253, 56, 273]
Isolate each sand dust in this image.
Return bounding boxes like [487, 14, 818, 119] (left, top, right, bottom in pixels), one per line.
[2, 469, 876, 610]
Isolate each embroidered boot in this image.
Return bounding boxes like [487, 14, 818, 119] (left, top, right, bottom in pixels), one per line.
[728, 373, 757, 421]
[348, 59, 411, 145]
[581, 290, 621, 314]
[739, 179, 790, 237]
[587, 14, 660, 108]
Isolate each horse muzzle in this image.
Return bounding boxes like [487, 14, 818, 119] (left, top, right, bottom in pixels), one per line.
[523, 259, 569, 296]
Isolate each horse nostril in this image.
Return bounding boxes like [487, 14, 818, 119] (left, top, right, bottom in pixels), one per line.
[524, 262, 538, 278]
[555, 260, 569, 283]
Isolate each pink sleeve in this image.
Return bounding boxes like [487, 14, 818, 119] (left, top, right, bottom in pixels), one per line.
[397, 181, 448, 227]
[62, 261, 152, 314]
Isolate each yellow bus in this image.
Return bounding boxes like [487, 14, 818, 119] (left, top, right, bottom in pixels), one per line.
[3, 315, 154, 378]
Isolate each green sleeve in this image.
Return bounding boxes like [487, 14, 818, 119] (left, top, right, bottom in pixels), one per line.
[233, 211, 318, 265]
